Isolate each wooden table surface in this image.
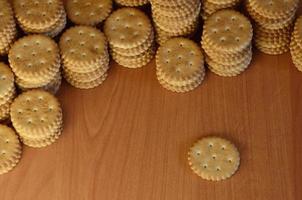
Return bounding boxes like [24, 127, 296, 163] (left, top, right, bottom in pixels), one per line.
[1, 4, 302, 200]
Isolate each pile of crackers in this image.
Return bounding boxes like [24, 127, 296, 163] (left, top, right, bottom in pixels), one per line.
[201, 0, 240, 20]
[156, 38, 205, 93]
[246, 0, 299, 55]
[10, 90, 63, 148]
[104, 8, 155, 69]
[202, 10, 253, 77]
[1, 0, 302, 177]
[290, 16, 302, 72]
[8, 35, 62, 94]
[60, 26, 110, 89]
[151, 0, 201, 45]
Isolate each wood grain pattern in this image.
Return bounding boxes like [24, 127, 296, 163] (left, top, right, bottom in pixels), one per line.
[1, 3, 302, 200]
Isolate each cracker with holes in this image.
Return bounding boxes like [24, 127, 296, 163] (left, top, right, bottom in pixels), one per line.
[0, 125, 22, 175]
[0, 63, 16, 121]
[150, 0, 200, 45]
[201, 9, 253, 77]
[66, 0, 112, 26]
[8, 35, 62, 94]
[246, 0, 298, 55]
[13, 0, 66, 37]
[188, 136, 240, 181]
[156, 38, 205, 93]
[104, 8, 155, 68]
[0, 0, 17, 56]
[60, 26, 110, 89]
[10, 89, 63, 148]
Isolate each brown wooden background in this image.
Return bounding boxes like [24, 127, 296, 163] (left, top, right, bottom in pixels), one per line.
[1, 2, 302, 200]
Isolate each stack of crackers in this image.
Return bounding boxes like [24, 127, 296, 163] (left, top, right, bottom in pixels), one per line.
[104, 8, 155, 68]
[60, 26, 110, 89]
[0, 0, 17, 56]
[290, 16, 302, 72]
[202, 10, 253, 77]
[0, 125, 22, 175]
[246, 0, 299, 55]
[8, 35, 62, 94]
[66, 0, 113, 26]
[156, 38, 205, 93]
[13, 0, 66, 37]
[150, 0, 201, 45]
[10, 90, 63, 148]
[114, 0, 149, 7]
[201, 0, 240, 20]
[0, 63, 16, 121]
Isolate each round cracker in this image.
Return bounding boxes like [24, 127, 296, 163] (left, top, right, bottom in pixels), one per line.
[104, 8, 152, 49]
[10, 89, 63, 138]
[202, 9, 253, 53]
[9, 35, 61, 83]
[60, 26, 109, 71]
[13, 0, 64, 31]
[66, 0, 112, 26]
[156, 38, 205, 84]
[188, 137, 240, 181]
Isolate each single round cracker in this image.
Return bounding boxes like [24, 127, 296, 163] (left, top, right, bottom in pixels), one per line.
[8, 35, 61, 83]
[156, 38, 205, 84]
[66, 0, 112, 26]
[13, 0, 64, 31]
[0, 125, 22, 175]
[10, 89, 63, 138]
[104, 8, 152, 49]
[60, 26, 109, 71]
[202, 9, 253, 53]
[188, 137, 240, 181]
